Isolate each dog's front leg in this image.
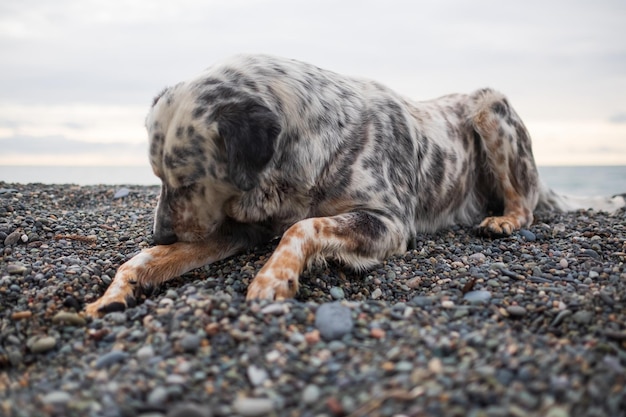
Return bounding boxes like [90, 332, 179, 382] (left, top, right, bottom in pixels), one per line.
[85, 242, 239, 317]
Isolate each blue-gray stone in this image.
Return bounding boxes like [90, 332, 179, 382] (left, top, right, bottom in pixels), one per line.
[463, 290, 492, 304]
[519, 229, 536, 241]
[315, 302, 353, 341]
[113, 187, 130, 199]
[95, 350, 129, 369]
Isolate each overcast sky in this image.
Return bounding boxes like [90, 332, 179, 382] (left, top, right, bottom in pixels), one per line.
[1, 0, 625, 168]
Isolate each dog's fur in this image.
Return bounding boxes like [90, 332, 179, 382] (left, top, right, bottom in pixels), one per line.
[85, 54, 625, 316]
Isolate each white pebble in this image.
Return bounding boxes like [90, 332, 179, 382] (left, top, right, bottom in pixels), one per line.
[233, 397, 274, 416]
[371, 288, 382, 299]
[559, 258, 568, 269]
[20, 234, 28, 243]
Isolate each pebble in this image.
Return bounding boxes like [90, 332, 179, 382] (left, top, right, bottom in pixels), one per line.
[4, 230, 22, 246]
[95, 350, 129, 369]
[147, 386, 169, 406]
[167, 404, 212, 417]
[519, 229, 536, 241]
[370, 288, 382, 299]
[232, 397, 274, 416]
[506, 305, 527, 318]
[52, 311, 86, 326]
[41, 390, 72, 405]
[247, 365, 269, 386]
[302, 384, 321, 405]
[180, 333, 202, 353]
[329, 286, 345, 300]
[315, 302, 354, 340]
[7, 263, 27, 274]
[29, 336, 57, 353]
[113, 187, 130, 199]
[463, 290, 492, 304]
[572, 310, 593, 325]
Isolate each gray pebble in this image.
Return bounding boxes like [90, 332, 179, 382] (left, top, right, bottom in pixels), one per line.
[147, 386, 168, 406]
[519, 229, 536, 241]
[136, 345, 155, 361]
[463, 290, 492, 304]
[7, 263, 27, 275]
[52, 311, 86, 326]
[4, 230, 22, 246]
[29, 336, 57, 353]
[302, 384, 320, 405]
[315, 302, 354, 340]
[180, 333, 201, 353]
[330, 286, 345, 300]
[95, 350, 129, 369]
[247, 365, 269, 386]
[113, 187, 130, 199]
[232, 397, 274, 416]
[371, 288, 383, 299]
[41, 390, 72, 405]
[167, 404, 212, 417]
[506, 306, 527, 318]
[572, 310, 593, 325]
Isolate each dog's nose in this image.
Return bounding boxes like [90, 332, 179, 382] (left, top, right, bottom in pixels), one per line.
[152, 230, 178, 245]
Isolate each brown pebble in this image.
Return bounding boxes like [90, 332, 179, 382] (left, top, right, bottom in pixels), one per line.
[370, 327, 386, 339]
[11, 310, 32, 320]
[304, 329, 320, 344]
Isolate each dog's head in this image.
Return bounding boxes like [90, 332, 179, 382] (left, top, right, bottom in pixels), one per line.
[146, 83, 280, 244]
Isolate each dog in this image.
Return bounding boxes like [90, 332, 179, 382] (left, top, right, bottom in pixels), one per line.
[85, 54, 625, 317]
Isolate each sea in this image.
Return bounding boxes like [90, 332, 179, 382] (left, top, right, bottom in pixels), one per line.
[0, 165, 625, 197]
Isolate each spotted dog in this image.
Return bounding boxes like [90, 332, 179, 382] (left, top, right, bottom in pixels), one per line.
[85, 54, 625, 316]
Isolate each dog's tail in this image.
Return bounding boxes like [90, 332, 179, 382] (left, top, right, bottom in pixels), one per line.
[536, 181, 626, 212]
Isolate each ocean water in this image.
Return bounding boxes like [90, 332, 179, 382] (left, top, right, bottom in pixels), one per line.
[0, 165, 624, 197]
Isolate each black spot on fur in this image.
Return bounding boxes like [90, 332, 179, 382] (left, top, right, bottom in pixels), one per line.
[212, 99, 280, 190]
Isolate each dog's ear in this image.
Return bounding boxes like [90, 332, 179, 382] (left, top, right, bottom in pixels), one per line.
[214, 100, 280, 190]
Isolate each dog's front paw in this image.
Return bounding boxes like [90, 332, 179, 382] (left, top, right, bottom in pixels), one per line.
[84, 271, 137, 318]
[246, 271, 299, 301]
[477, 215, 520, 237]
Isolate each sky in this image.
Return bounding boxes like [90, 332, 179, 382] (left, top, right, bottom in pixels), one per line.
[1, 0, 625, 168]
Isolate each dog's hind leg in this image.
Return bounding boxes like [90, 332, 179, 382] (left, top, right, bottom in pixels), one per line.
[469, 88, 540, 236]
[246, 211, 406, 300]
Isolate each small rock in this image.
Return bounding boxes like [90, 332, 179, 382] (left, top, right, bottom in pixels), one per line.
[559, 258, 568, 269]
[329, 286, 345, 300]
[469, 253, 486, 262]
[113, 187, 130, 199]
[506, 305, 527, 318]
[4, 230, 22, 246]
[167, 404, 212, 417]
[52, 311, 86, 326]
[29, 336, 57, 353]
[136, 345, 155, 361]
[463, 290, 492, 304]
[180, 333, 202, 353]
[315, 302, 354, 341]
[232, 397, 274, 417]
[247, 365, 268, 386]
[41, 391, 72, 405]
[572, 310, 593, 325]
[7, 263, 27, 275]
[519, 229, 536, 241]
[147, 386, 169, 406]
[95, 350, 129, 369]
[588, 271, 599, 279]
[371, 288, 382, 299]
[302, 384, 321, 405]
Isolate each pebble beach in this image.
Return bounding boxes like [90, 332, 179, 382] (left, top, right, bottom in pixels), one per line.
[0, 183, 625, 417]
